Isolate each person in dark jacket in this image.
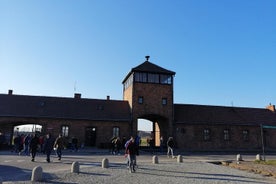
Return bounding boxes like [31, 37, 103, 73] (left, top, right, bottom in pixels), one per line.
[30, 133, 39, 162]
[125, 136, 137, 173]
[44, 133, 54, 163]
[167, 137, 175, 158]
[54, 134, 64, 160]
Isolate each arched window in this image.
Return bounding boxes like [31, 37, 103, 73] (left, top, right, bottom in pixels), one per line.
[61, 125, 69, 137]
[223, 129, 230, 141]
[242, 130, 249, 141]
[113, 127, 120, 137]
[203, 129, 211, 141]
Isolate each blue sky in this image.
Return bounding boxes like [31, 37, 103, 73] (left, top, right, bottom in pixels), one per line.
[1, 0, 276, 128]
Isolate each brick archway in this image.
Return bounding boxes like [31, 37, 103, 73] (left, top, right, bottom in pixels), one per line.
[137, 114, 169, 147]
[0, 120, 44, 146]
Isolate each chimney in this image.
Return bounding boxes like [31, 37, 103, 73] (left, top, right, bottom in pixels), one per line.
[266, 103, 275, 112]
[74, 93, 81, 99]
[8, 89, 13, 95]
[107, 95, 110, 100]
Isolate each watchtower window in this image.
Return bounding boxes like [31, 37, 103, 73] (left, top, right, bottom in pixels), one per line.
[148, 73, 159, 83]
[123, 73, 133, 90]
[135, 72, 147, 83]
[160, 74, 172, 84]
[138, 96, 143, 104]
[134, 72, 173, 85]
[162, 98, 167, 105]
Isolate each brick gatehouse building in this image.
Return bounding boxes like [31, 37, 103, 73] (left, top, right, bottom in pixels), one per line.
[1, 56, 276, 151]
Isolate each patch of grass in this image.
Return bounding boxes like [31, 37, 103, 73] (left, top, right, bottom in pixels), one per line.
[140, 138, 149, 146]
[254, 160, 276, 166]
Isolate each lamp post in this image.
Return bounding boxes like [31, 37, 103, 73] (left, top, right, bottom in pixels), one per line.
[260, 124, 265, 161]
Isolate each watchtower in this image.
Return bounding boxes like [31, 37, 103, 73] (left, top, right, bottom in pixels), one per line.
[122, 56, 175, 145]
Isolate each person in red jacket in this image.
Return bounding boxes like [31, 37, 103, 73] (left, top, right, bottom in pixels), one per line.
[125, 136, 137, 173]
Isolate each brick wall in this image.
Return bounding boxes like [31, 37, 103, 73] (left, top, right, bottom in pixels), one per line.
[175, 124, 264, 151]
[0, 117, 130, 148]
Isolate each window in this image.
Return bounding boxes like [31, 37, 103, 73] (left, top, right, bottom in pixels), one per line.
[135, 72, 147, 82]
[113, 127, 120, 137]
[61, 125, 69, 137]
[97, 105, 104, 110]
[134, 72, 172, 85]
[162, 98, 167, 105]
[243, 130, 249, 141]
[123, 73, 133, 90]
[148, 73, 159, 83]
[223, 129, 230, 141]
[203, 129, 210, 141]
[160, 74, 172, 84]
[138, 96, 143, 104]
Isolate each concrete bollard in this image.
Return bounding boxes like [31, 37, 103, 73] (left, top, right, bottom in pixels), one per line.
[71, 161, 80, 173]
[152, 155, 158, 164]
[102, 158, 109, 168]
[31, 166, 43, 182]
[256, 154, 262, 161]
[177, 155, 183, 163]
[236, 154, 243, 161]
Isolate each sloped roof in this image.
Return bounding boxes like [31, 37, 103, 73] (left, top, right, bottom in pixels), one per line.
[123, 61, 175, 83]
[132, 61, 175, 74]
[174, 104, 276, 126]
[0, 94, 131, 121]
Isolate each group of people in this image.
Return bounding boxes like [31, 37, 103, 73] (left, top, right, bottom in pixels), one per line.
[13, 133, 66, 162]
[13, 134, 44, 155]
[110, 136, 122, 155]
[11, 132, 175, 167]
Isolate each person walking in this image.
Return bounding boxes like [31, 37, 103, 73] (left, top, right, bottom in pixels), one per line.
[30, 133, 39, 162]
[125, 136, 137, 173]
[23, 134, 31, 156]
[160, 136, 164, 153]
[167, 137, 175, 158]
[13, 135, 20, 153]
[54, 134, 64, 160]
[44, 133, 54, 163]
[71, 137, 78, 152]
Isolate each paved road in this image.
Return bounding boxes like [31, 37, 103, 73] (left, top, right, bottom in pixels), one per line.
[1, 150, 276, 183]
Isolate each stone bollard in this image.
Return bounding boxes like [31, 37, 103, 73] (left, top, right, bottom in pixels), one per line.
[152, 155, 158, 164]
[177, 155, 183, 163]
[102, 158, 109, 168]
[71, 161, 80, 173]
[256, 154, 262, 161]
[236, 154, 243, 161]
[31, 166, 43, 182]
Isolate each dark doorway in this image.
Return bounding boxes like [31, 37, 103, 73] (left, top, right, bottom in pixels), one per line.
[85, 127, 97, 146]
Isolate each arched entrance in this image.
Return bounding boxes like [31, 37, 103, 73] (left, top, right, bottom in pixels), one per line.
[0, 122, 43, 147]
[14, 124, 42, 135]
[136, 115, 169, 148]
[138, 119, 152, 147]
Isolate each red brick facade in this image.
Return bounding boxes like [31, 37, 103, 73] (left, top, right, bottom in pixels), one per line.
[1, 58, 276, 152]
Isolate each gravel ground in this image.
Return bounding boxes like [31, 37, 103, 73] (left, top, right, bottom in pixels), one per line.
[3, 159, 276, 184]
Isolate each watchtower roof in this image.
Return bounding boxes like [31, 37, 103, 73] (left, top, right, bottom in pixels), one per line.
[123, 57, 175, 83]
[132, 61, 175, 75]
